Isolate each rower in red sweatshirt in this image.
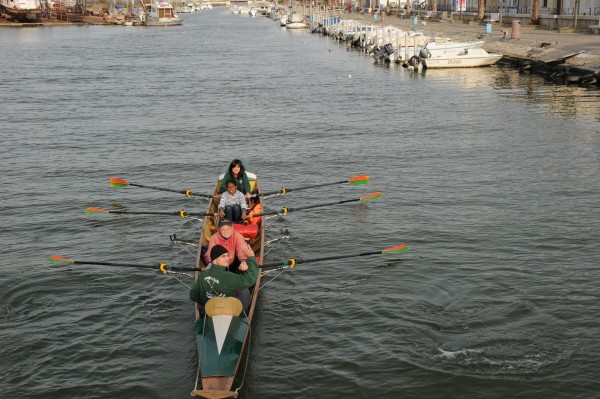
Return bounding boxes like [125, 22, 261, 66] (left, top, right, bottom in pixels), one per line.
[204, 218, 249, 272]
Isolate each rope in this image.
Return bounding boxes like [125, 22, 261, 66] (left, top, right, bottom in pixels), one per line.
[192, 315, 207, 395]
[184, 216, 204, 230]
[178, 244, 198, 260]
[234, 309, 251, 396]
[260, 266, 290, 289]
[166, 271, 194, 289]
[263, 236, 290, 258]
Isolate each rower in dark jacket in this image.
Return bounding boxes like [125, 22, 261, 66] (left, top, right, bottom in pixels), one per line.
[190, 243, 258, 313]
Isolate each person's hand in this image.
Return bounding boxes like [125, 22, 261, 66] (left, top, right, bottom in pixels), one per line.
[238, 261, 248, 271]
[241, 243, 255, 258]
[245, 193, 252, 199]
[219, 210, 225, 217]
[242, 211, 248, 220]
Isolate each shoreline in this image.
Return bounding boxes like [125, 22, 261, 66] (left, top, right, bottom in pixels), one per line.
[3, 8, 600, 85]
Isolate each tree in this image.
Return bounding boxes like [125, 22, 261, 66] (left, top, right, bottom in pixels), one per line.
[477, 0, 485, 20]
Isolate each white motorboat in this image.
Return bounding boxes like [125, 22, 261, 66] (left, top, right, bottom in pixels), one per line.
[422, 48, 502, 69]
[286, 12, 306, 29]
[421, 40, 486, 58]
[146, 1, 182, 25]
[388, 39, 486, 64]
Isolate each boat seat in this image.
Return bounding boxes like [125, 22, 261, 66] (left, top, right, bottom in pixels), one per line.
[204, 297, 243, 317]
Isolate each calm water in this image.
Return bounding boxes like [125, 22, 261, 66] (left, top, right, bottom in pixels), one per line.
[1, 10, 599, 399]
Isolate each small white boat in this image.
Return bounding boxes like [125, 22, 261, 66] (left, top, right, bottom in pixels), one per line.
[422, 48, 502, 69]
[286, 12, 306, 29]
[231, 5, 241, 14]
[146, 1, 182, 26]
[421, 40, 486, 58]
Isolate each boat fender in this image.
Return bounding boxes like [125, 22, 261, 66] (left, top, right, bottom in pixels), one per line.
[233, 223, 259, 239]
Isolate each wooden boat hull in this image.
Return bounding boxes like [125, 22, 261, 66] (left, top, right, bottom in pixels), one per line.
[192, 166, 264, 398]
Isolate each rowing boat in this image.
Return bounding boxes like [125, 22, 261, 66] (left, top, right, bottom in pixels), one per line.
[191, 164, 264, 399]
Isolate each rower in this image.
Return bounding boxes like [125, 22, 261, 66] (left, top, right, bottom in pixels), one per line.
[217, 179, 248, 223]
[204, 219, 250, 272]
[190, 243, 258, 314]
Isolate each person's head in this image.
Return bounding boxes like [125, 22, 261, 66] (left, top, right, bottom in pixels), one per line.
[226, 179, 238, 195]
[210, 245, 230, 267]
[229, 159, 245, 178]
[218, 218, 233, 238]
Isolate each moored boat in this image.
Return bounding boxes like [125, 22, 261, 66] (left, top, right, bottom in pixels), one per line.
[0, 0, 41, 21]
[191, 165, 264, 398]
[422, 47, 503, 69]
[145, 1, 182, 26]
[285, 11, 306, 29]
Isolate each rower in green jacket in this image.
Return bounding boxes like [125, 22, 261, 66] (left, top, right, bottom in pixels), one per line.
[190, 243, 258, 313]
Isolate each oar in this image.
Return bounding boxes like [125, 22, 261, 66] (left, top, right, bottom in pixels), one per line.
[48, 255, 200, 273]
[48, 244, 409, 273]
[109, 177, 213, 199]
[260, 175, 369, 197]
[253, 191, 383, 217]
[262, 244, 409, 269]
[85, 207, 217, 218]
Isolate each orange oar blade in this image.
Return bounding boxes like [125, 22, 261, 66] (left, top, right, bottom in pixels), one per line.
[109, 177, 129, 188]
[360, 191, 383, 201]
[48, 255, 75, 264]
[382, 244, 409, 254]
[85, 207, 109, 214]
[348, 175, 369, 185]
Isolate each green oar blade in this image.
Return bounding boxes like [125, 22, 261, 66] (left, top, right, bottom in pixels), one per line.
[382, 244, 409, 254]
[348, 175, 369, 185]
[48, 255, 75, 264]
[109, 177, 129, 188]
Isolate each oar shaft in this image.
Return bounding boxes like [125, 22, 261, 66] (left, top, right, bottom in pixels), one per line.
[255, 197, 359, 216]
[129, 182, 186, 195]
[126, 182, 213, 199]
[261, 179, 348, 197]
[262, 250, 381, 268]
[70, 260, 200, 272]
[106, 210, 182, 216]
[96, 209, 217, 217]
